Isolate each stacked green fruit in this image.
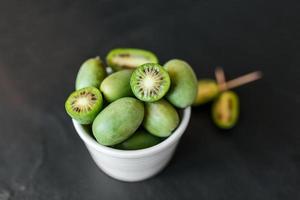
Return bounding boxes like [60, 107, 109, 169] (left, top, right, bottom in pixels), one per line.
[100, 69, 134, 102]
[164, 59, 198, 108]
[75, 57, 107, 90]
[92, 97, 144, 146]
[65, 48, 198, 150]
[115, 130, 162, 150]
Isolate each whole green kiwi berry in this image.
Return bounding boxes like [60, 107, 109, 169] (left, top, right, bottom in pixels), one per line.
[193, 79, 219, 106]
[75, 57, 107, 90]
[65, 87, 103, 124]
[164, 59, 198, 108]
[106, 48, 158, 71]
[114, 130, 162, 150]
[92, 97, 144, 146]
[100, 69, 134, 102]
[143, 99, 179, 137]
[212, 91, 239, 129]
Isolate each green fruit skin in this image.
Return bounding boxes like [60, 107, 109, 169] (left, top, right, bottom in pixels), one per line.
[164, 59, 198, 108]
[75, 57, 107, 90]
[106, 48, 158, 71]
[143, 99, 179, 137]
[115, 130, 161, 150]
[130, 63, 171, 102]
[212, 91, 239, 129]
[100, 70, 133, 102]
[65, 87, 103, 124]
[193, 79, 219, 106]
[92, 97, 144, 146]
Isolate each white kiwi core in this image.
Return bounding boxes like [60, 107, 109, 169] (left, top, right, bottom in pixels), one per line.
[71, 91, 97, 113]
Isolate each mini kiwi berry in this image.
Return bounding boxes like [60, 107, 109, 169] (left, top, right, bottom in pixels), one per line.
[114, 130, 162, 150]
[164, 59, 198, 108]
[100, 69, 133, 102]
[65, 87, 103, 124]
[193, 79, 219, 106]
[106, 48, 158, 71]
[212, 91, 239, 129]
[130, 63, 170, 102]
[143, 99, 179, 137]
[75, 57, 107, 90]
[92, 97, 144, 146]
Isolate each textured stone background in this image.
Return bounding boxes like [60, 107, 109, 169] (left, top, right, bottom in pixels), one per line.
[0, 0, 299, 199]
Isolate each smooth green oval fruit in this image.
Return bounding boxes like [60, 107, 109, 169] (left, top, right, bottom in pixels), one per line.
[193, 79, 219, 106]
[65, 87, 103, 124]
[143, 99, 179, 137]
[106, 48, 158, 71]
[164, 59, 198, 108]
[115, 130, 161, 150]
[100, 70, 133, 102]
[130, 63, 170, 102]
[75, 57, 107, 90]
[212, 91, 239, 129]
[92, 97, 144, 146]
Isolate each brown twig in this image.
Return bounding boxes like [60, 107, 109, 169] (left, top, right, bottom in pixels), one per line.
[214, 68, 263, 92]
[225, 71, 262, 90]
[215, 67, 227, 91]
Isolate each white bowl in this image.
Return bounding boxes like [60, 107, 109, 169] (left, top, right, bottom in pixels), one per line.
[72, 106, 191, 182]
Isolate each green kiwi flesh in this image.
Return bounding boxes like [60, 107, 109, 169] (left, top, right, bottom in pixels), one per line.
[212, 91, 239, 129]
[65, 87, 103, 124]
[130, 63, 170, 102]
[106, 48, 158, 71]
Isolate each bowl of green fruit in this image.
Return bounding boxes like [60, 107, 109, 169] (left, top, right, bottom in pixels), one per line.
[65, 48, 198, 182]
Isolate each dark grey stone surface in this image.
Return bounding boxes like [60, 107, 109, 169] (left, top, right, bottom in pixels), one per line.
[0, 0, 299, 199]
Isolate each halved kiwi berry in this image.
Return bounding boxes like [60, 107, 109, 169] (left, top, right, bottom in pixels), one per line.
[130, 63, 170, 102]
[212, 91, 239, 129]
[65, 87, 103, 124]
[106, 48, 158, 71]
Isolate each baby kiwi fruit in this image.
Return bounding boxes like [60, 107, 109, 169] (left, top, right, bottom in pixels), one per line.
[75, 57, 107, 90]
[92, 97, 144, 146]
[130, 63, 170, 102]
[115, 130, 162, 150]
[106, 48, 158, 71]
[193, 79, 219, 106]
[164, 59, 198, 108]
[212, 91, 239, 129]
[143, 99, 179, 137]
[65, 87, 103, 124]
[100, 69, 133, 102]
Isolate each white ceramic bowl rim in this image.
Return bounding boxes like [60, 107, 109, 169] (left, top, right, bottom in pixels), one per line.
[73, 106, 191, 158]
